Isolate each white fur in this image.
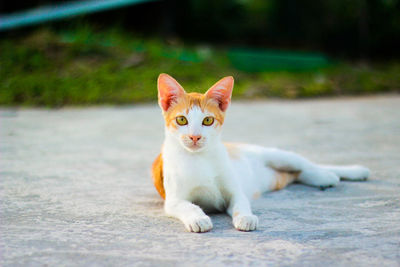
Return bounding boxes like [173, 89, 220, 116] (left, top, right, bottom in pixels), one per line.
[161, 106, 370, 233]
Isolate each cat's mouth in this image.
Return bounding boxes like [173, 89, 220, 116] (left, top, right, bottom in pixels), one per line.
[188, 143, 202, 150]
[182, 141, 205, 152]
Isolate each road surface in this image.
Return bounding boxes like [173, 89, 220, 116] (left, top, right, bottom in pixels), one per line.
[1, 96, 400, 266]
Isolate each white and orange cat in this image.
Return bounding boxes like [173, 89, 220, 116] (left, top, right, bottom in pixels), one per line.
[152, 73, 370, 233]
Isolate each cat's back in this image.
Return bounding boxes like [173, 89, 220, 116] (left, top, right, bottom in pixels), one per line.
[152, 153, 165, 199]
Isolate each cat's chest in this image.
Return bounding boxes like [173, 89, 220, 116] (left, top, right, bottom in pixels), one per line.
[170, 160, 226, 211]
[163, 150, 225, 197]
[166, 154, 220, 184]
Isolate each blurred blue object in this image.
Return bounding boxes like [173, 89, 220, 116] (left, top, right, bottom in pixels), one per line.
[228, 48, 331, 72]
[0, 0, 159, 31]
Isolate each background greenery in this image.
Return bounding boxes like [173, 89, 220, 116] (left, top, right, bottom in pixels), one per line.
[3, 0, 400, 59]
[1, 0, 399, 106]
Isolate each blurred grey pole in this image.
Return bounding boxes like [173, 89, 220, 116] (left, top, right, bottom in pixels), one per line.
[0, 0, 160, 31]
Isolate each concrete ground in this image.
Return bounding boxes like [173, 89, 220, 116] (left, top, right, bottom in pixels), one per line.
[1, 96, 400, 266]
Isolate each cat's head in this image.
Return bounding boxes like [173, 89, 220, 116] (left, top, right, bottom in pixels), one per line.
[157, 73, 233, 153]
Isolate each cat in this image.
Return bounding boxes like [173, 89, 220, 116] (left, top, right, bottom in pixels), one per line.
[152, 73, 370, 233]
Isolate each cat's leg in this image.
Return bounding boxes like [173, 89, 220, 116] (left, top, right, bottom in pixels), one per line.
[226, 192, 258, 231]
[164, 198, 213, 233]
[319, 165, 370, 181]
[251, 146, 341, 188]
[258, 147, 369, 188]
[220, 165, 258, 231]
[296, 167, 340, 189]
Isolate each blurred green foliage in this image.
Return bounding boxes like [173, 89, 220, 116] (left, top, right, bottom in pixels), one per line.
[2, 0, 400, 58]
[176, 0, 400, 59]
[0, 27, 399, 107]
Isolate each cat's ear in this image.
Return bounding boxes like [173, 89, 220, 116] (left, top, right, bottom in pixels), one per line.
[205, 76, 234, 112]
[157, 73, 185, 112]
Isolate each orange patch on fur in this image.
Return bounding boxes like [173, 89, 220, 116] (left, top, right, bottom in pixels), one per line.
[224, 143, 241, 159]
[272, 171, 299, 191]
[151, 153, 165, 199]
[233, 212, 239, 217]
[163, 92, 226, 128]
[252, 191, 261, 200]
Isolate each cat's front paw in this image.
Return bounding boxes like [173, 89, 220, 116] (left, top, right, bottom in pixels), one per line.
[233, 214, 258, 231]
[184, 216, 213, 233]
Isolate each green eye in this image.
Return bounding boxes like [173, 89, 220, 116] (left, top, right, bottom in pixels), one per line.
[176, 116, 188, 126]
[202, 116, 214, 126]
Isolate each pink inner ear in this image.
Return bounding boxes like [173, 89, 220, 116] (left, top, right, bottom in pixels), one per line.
[206, 76, 234, 112]
[158, 74, 185, 111]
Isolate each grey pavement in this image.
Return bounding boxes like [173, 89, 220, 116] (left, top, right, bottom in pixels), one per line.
[1, 96, 400, 266]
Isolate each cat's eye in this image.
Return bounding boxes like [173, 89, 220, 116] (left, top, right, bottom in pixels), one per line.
[176, 116, 188, 126]
[202, 116, 214, 126]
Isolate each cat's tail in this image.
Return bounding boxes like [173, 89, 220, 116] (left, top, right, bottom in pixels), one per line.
[318, 164, 370, 181]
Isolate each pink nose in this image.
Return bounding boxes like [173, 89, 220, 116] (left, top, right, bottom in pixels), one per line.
[189, 135, 202, 143]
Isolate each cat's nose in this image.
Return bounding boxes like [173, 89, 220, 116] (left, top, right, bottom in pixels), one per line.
[189, 135, 202, 143]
